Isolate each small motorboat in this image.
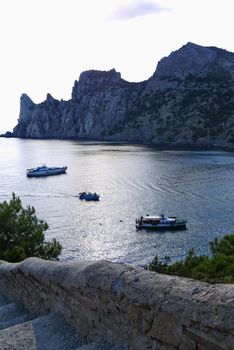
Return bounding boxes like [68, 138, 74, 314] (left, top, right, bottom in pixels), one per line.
[78, 192, 100, 201]
[26, 164, 67, 177]
[135, 214, 187, 230]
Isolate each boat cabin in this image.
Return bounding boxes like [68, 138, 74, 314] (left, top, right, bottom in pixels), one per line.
[140, 214, 176, 224]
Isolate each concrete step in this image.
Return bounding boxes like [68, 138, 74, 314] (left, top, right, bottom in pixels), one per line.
[31, 312, 85, 350]
[0, 311, 85, 350]
[0, 293, 126, 350]
[77, 341, 127, 350]
[0, 293, 11, 307]
[0, 302, 33, 330]
[0, 310, 126, 350]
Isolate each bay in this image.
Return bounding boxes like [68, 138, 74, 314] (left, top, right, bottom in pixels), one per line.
[1, 138, 234, 266]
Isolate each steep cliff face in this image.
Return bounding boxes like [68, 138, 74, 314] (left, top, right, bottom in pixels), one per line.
[13, 43, 234, 147]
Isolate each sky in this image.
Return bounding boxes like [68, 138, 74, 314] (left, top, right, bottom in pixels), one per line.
[0, 0, 233, 133]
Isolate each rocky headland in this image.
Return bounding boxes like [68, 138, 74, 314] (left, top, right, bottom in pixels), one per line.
[12, 42, 234, 149]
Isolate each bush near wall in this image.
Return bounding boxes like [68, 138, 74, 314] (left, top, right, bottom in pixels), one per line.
[148, 234, 234, 283]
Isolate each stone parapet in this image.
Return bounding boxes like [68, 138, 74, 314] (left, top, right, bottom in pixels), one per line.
[0, 258, 233, 349]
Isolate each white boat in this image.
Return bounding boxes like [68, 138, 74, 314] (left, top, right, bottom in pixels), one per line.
[136, 214, 187, 230]
[78, 192, 100, 201]
[26, 164, 67, 177]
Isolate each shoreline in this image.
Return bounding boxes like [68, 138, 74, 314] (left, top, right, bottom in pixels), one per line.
[1, 134, 234, 152]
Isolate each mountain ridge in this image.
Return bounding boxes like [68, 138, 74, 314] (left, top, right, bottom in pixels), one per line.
[12, 42, 234, 149]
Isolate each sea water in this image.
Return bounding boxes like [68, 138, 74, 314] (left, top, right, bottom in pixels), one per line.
[1, 138, 234, 266]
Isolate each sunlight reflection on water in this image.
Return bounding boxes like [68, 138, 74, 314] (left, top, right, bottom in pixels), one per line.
[1, 138, 234, 266]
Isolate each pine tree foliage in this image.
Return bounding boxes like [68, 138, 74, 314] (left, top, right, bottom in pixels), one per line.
[148, 235, 234, 283]
[0, 193, 62, 262]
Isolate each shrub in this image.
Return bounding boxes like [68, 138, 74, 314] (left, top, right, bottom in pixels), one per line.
[0, 193, 62, 262]
[147, 234, 234, 283]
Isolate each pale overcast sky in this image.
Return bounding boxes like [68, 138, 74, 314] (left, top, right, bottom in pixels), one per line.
[0, 0, 233, 132]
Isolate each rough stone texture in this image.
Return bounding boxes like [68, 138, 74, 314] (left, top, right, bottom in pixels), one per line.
[0, 293, 10, 306]
[0, 302, 32, 330]
[12, 42, 234, 149]
[0, 291, 122, 350]
[0, 258, 233, 350]
[0, 321, 37, 350]
[30, 312, 85, 349]
[0, 311, 86, 350]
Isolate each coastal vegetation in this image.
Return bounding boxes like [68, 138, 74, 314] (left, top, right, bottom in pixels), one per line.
[148, 234, 234, 283]
[0, 193, 62, 262]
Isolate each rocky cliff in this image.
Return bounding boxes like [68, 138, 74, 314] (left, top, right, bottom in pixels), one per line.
[13, 43, 234, 148]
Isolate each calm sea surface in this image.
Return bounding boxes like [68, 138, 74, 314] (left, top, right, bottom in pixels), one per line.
[1, 138, 234, 266]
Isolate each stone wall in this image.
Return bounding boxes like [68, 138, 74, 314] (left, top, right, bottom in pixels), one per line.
[0, 258, 233, 349]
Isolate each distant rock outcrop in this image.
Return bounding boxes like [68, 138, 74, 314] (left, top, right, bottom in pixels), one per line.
[13, 43, 234, 148]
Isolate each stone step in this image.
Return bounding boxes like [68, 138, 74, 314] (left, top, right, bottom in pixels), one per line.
[0, 302, 33, 330]
[0, 320, 37, 350]
[0, 294, 126, 350]
[0, 293, 11, 307]
[0, 308, 126, 350]
[31, 312, 85, 350]
[77, 341, 127, 350]
[0, 311, 85, 350]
